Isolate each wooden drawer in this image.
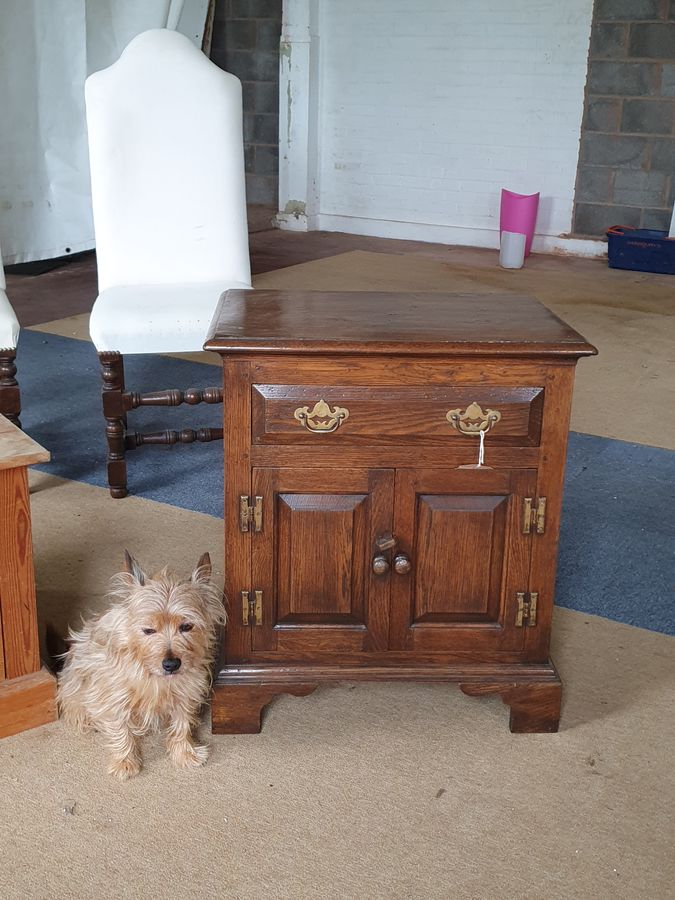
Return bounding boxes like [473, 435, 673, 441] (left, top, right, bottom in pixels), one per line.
[251, 384, 544, 446]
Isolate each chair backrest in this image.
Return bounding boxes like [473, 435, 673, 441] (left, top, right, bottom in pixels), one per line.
[0, 235, 5, 291]
[0, 235, 19, 352]
[85, 29, 251, 292]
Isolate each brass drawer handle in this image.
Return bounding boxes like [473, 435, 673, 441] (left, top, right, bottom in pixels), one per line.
[446, 402, 501, 435]
[294, 399, 350, 434]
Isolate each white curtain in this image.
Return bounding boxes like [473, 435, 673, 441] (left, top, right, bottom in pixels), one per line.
[0, 0, 209, 264]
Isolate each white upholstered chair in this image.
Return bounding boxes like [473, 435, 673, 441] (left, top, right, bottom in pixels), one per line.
[85, 28, 251, 497]
[0, 239, 21, 426]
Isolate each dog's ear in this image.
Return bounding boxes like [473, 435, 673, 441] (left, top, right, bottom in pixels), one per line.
[91, 606, 127, 654]
[123, 550, 146, 586]
[191, 552, 212, 584]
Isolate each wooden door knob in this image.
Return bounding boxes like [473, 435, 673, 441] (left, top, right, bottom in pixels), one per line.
[393, 553, 412, 575]
[372, 555, 390, 576]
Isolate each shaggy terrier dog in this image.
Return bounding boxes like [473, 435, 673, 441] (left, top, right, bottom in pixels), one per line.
[57, 551, 225, 780]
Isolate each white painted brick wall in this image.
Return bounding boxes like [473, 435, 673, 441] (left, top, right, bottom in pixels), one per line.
[281, 0, 597, 252]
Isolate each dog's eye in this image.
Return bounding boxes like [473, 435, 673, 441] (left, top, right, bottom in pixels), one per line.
[142, 627, 156, 635]
[179, 623, 194, 633]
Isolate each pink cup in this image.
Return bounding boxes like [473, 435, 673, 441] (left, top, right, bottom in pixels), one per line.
[500, 189, 540, 257]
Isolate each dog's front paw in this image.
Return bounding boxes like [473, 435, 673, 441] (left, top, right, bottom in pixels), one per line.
[170, 741, 209, 769]
[108, 755, 142, 781]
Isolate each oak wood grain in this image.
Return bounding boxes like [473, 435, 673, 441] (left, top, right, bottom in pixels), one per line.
[221, 358, 253, 665]
[414, 492, 507, 620]
[205, 291, 597, 358]
[216, 661, 559, 684]
[252, 384, 544, 446]
[251, 468, 393, 654]
[211, 683, 317, 734]
[526, 365, 577, 662]
[389, 468, 535, 653]
[460, 671, 562, 733]
[250, 446, 541, 470]
[250, 357, 578, 385]
[235, 650, 531, 666]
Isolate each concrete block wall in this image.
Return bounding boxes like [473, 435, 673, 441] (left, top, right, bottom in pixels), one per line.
[211, 0, 282, 205]
[573, 0, 675, 235]
[280, 0, 600, 255]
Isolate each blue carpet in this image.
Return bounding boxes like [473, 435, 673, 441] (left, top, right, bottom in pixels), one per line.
[19, 330, 675, 635]
[20, 330, 224, 517]
[557, 433, 674, 635]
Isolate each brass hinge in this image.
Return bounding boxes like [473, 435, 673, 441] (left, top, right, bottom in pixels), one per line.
[522, 497, 546, 534]
[241, 589, 263, 626]
[515, 591, 539, 627]
[239, 495, 263, 533]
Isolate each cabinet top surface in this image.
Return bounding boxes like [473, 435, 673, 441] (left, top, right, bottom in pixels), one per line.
[204, 290, 597, 358]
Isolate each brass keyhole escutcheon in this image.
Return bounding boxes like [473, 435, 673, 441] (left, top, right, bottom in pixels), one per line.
[375, 532, 397, 552]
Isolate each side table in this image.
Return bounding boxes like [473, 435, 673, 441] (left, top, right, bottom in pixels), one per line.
[0, 415, 56, 738]
[205, 290, 596, 734]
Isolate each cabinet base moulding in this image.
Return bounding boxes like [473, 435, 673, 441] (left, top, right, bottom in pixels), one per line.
[212, 661, 562, 734]
[211, 682, 318, 734]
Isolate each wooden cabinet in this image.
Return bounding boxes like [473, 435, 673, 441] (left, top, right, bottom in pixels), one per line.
[205, 291, 596, 735]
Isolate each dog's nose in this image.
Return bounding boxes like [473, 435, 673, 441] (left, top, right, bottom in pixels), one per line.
[162, 656, 181, 674]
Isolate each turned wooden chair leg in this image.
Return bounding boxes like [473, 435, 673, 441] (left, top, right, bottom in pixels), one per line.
[99, 351, 128, 499]
[0, 349, 21, 428]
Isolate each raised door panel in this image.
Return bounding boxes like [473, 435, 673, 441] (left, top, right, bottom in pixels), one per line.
[252, 468, 393, 654]
[414, 493, 508, 623]
[390, 469, 536, 652]
[276, 492, 368, 625]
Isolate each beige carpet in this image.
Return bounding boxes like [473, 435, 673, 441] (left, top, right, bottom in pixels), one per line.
[8, 249, 674, 898]
[0, 472, 672, 899]
[30, 250, 675, 449]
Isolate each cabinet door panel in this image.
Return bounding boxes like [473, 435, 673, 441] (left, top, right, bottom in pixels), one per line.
[390, 469, 536, 652]
[276, 492, 368, 624]
[415, 493, 507, 623]
[252, 468, 393, 653]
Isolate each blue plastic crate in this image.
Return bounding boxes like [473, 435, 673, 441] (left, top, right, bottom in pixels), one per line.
[607, 226, 675, 275]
